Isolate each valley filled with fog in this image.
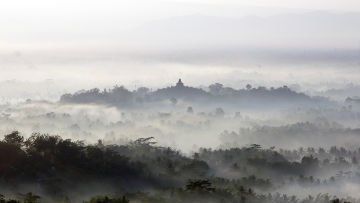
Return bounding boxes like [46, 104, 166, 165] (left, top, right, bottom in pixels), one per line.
[0, 79, 360, 202]
[2, 0, 360, 202]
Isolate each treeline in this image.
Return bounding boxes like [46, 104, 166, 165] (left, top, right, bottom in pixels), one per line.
[221, 121, 360, 151]
[0, 132, 209, 202]
[59, 82, 321, 107]
[0, 132, 358, 202]
[0, 186, 356, 203]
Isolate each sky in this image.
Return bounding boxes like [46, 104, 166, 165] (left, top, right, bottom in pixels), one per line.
[179, 0, 360, 10]
[1, 0, 359, 46]
[1, 0, 360, 101]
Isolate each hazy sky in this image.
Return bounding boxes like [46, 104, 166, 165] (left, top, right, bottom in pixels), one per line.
[1, 0, 359, 46]
[1, 0, 360, 101]
[1, 0, 359, 41]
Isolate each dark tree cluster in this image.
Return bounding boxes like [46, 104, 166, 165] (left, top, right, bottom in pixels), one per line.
[59, 81, 324, 108]
[0, 131, 358, 202]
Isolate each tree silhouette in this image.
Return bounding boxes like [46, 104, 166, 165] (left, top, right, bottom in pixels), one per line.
[186, 179, 215, 192]
[4, 131, 24, 147]
[187, 106, 194, 114]
[246, 84, 252, 90]
[133, 137, 157, 146]
[21, 192, 40, 203]
[86, 196, 129, 203]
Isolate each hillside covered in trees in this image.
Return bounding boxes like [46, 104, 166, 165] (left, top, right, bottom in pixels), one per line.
[59, 80, 327, 109]
[0, 131, 359, 203]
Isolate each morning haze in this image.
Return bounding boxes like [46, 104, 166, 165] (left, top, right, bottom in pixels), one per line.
[0, 1, 360, 202]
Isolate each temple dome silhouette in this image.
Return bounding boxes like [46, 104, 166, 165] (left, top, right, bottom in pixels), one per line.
[176, 79, 184, 87]
[149, 78, 210, 101]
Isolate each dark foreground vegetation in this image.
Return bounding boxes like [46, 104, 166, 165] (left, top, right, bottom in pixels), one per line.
[0, 131, 358, 202]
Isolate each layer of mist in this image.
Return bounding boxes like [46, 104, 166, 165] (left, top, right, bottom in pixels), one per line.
[2, 3, 360, 202]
